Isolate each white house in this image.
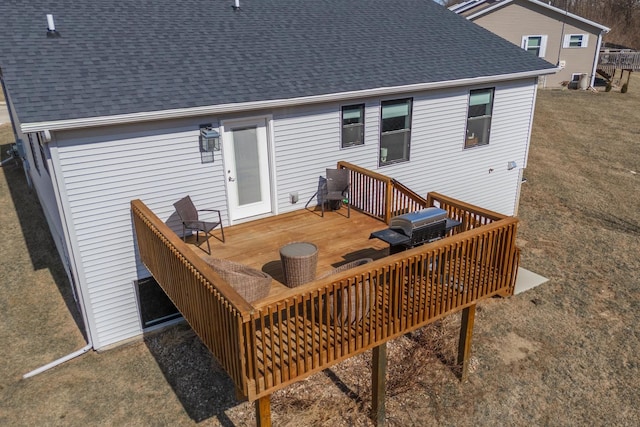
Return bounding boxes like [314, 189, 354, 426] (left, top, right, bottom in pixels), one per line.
[450, 0, 610, 88]
[0, 0, 557, 350]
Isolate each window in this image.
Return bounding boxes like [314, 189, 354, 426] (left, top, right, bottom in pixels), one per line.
[27, 134, 40, 174]
[465, 88, 494, 149]
[36, 132, 49, 174]
[521, 35, 547, 58]
[136, 277, 181, 328]
[341, 104, 365, 148]
[563, 34, 588, 48]
[379, 98, 412, 165]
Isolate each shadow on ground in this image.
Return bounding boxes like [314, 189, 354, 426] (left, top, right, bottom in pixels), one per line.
[1, 143, 86, 337]
[144, 324, 244, 425]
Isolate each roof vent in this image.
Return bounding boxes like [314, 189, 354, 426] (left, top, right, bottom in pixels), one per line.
[46, 14, 61, 38]
[232, 0, 241, 11]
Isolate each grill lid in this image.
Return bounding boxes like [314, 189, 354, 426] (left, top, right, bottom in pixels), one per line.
[389, 207, 447, 236]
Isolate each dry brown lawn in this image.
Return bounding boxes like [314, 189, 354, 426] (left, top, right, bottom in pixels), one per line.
[1, 77, 639, 426]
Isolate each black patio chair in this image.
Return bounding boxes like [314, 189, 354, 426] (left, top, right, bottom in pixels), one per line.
[304, 168, 351, 217]
[322, 168, 350, 217]
[173, 195, 225, 254]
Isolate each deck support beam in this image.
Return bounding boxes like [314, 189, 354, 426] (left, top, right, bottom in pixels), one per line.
[371, 342, 387, 426]
[457, 304, 476, 382]
[255, 395, 272, 427]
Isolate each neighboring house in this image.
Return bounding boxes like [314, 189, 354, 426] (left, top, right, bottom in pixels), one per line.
[451, 0, 610, 88]
[0, 0, 556, 350]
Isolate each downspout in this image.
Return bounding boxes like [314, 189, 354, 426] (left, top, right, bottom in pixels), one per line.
[23, 344, 92, 378]
[4, 71, 95, 377]
[591, 29, 606, 88]
[22, 135, 95, 379]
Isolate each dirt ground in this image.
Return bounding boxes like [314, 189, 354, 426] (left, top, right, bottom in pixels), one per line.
[1, 76, 639, 426]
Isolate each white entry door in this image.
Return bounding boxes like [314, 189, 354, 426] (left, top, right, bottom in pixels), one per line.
[221, 117, 273, 222]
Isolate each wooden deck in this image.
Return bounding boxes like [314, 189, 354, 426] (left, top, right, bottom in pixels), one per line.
[185, 207, 391, 306]
[131, 161, 520, 426]
[597, 50, 639, 88]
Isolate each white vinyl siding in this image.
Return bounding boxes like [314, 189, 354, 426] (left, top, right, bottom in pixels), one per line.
[54, 119, 227, 348]
[50, 77, 537, 348]
[563, 34, 589, 48]
[273, 79, 536, 217]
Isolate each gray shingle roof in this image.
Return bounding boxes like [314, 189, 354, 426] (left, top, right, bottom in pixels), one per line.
[0, 0, 556, 124]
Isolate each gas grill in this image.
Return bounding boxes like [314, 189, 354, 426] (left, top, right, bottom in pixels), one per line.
[370, 207, 460, 254]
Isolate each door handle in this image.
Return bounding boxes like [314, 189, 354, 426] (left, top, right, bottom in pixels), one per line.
[228, 176, 236, 182]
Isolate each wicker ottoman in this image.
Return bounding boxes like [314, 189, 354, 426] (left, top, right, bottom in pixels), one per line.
[279, 242, 318, 288]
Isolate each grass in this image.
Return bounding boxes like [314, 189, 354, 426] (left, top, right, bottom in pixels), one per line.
[1, 77, 639, 426]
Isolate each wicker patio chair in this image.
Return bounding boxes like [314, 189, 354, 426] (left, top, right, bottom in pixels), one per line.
[203, 257, 272, 303]
[317, 258, 373, 325]
[173, 195, 225, 254]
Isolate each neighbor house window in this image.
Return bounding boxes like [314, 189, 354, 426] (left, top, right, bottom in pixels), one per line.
[27, 134, 40, 174]
[379, 98, 412, 165]
[521, 35, 547, 58]
[465, 88, 494, 148]
[341, 104, 365, 148]
[36, 132, 49, 174]
[563, 34, 588, 48]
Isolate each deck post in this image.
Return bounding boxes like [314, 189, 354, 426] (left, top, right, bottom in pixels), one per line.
[457, 304, 476, 382]
[371, 342, 387, 426]
[385, 180, 393, 224]
[255, 395, 272, 427]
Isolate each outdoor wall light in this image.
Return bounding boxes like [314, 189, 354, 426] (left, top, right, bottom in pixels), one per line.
[200, 127, 221, 152]
[507, 161, 518, 170]
[199, 125, 220, 164]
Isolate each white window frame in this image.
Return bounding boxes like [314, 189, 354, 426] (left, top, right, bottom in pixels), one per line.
[379, 98, 412, 166]
[563, 34, 589, 48]
[521, 35, 548, 58]
[341, 104, 365, 148]
[465, 88, 494, 149]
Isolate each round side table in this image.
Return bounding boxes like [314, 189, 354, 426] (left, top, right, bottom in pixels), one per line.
[279, 242, 318, 288]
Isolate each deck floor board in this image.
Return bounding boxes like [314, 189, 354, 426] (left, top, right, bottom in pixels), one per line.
[185, 208, 391, 301]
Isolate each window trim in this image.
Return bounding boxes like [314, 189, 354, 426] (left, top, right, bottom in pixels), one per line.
[563, 34, 589, 48]
[521, 35, 548, 58]
[340, 103, 365, 148]
[379, 98, 413, 166]
[464, 88, 494, 149]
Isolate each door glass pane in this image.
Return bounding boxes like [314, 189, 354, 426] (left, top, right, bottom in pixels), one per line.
[232, 126, 262, 206]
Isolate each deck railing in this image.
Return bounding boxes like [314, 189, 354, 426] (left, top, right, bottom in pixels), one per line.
[338, 161, 429, 223]
[131, 200, 253, 395]
[132, 166, 520, 406]
[243, 216, 519, 399]
[598, 51, 640, 72]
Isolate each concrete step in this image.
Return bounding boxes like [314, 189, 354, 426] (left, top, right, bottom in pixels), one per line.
[514, 267, 548, 294]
